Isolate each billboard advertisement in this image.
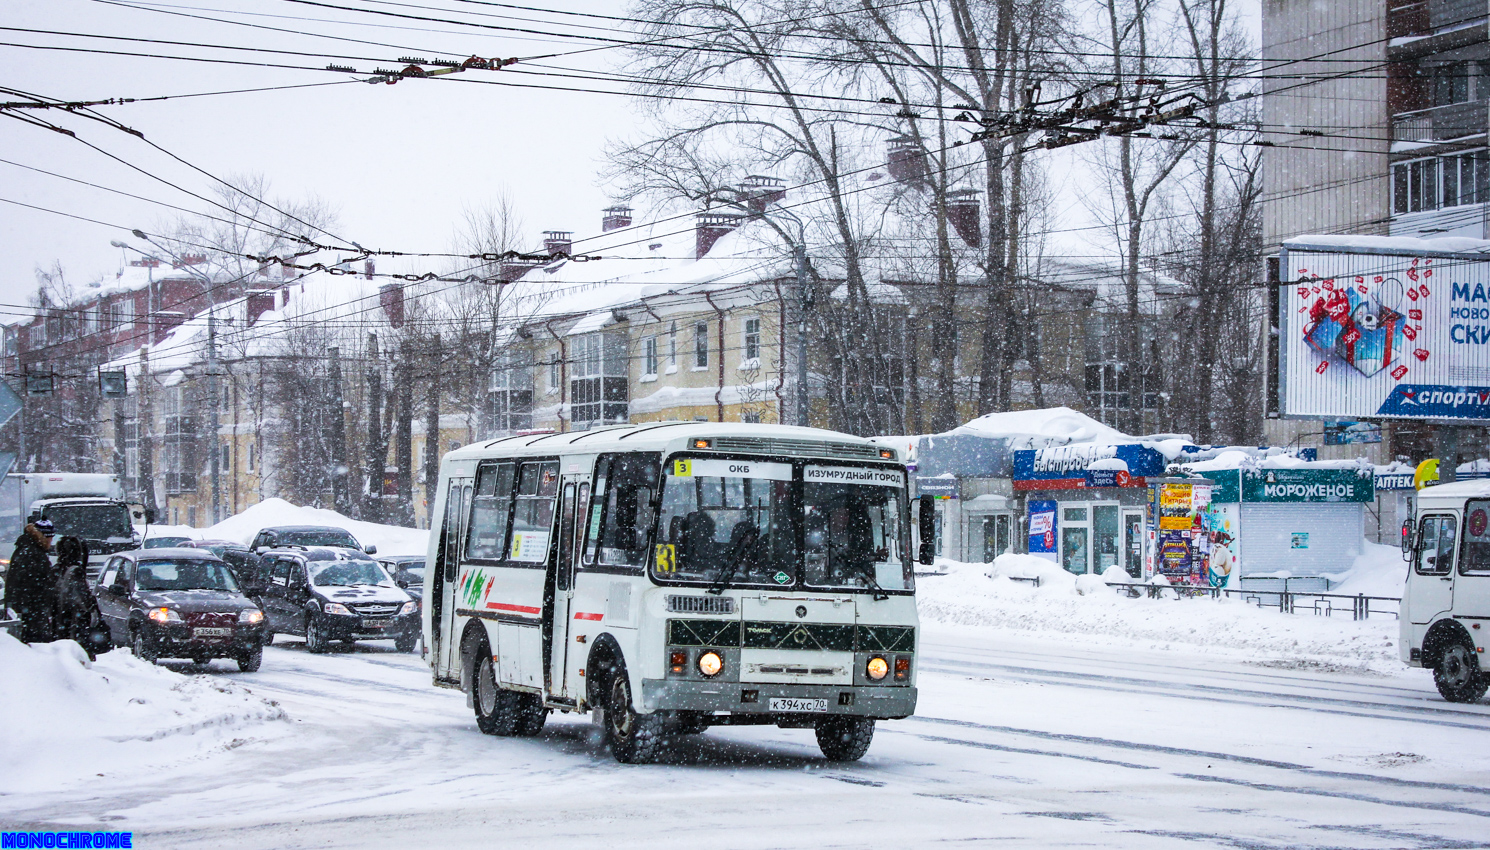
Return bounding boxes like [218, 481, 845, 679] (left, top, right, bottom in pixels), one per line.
[1281, 242, 1490, 420]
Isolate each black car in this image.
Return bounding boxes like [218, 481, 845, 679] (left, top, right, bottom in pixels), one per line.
[377, 555, 426, 601]
[250, 526, 376, 556]
[255, 546, 418, 653]
[181, 539, 266, 594]
[94, 549, 267, 671]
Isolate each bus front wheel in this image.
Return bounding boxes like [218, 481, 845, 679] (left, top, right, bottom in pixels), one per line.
[815, 717, 875, 761]
[1434, 642, 1489, 703]
[603, 667, 663, 764]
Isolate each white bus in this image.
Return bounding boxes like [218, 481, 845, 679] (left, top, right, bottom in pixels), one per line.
[1400, 479, 1490, 703]
[423, 422, 929, 763]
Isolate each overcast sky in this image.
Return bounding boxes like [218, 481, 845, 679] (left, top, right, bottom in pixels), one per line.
[1, 0, 644, 313]
[1, 0, 1263, 319]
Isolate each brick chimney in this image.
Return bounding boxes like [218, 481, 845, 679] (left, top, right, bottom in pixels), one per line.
[602, 206, 633, 232]
[379, 283, 405, 328]
[887, 135, 927, 187]
[695, 212, 742, 259]
[740, 175, 786, 215]
[246, 290, 277, 326]
[946, 189, 982, 248]
[364, 259, 376, 280]
[543, 230, 573, 257]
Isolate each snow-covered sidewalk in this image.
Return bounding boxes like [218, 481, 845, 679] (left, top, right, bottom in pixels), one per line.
[916, 547, 1407, 676]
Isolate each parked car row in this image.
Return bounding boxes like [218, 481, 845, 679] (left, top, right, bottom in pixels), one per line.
[93, 523, 424, 672]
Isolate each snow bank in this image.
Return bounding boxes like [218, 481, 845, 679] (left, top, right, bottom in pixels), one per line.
[0, 635, 287, 792]
[918, 555, 1401, 672]
[1330, 541, 1409, 598]
[201, 498, 430, 556]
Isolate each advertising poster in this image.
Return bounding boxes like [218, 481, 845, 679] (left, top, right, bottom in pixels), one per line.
[1159, 483, 1194, 530]
[1281, 243, 1490, 420]
[1027, 499, 1057, 561]
[1154, 481, 1213, 585]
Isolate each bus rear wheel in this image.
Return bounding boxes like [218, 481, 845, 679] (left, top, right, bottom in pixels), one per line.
[604, 668, 663, 764]
[473, 651, 521, 736]
[1434, 642, 1489, 703]
[815, 717, 875, 761]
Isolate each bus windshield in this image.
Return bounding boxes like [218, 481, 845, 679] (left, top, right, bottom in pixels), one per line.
[801, 466, 911, 592]
[654, 458, 796, 587]
[46, 503, 133, 540]
[650, 458, 911, 592]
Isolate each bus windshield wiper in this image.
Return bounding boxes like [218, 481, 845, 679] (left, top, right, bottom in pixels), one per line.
[847, 557, 890, 601]
[708, 524, 761, 596]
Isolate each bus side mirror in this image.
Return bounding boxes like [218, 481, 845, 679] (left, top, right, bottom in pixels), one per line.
[1401, 519, 1416, 561]
[917, 494, 936, 565]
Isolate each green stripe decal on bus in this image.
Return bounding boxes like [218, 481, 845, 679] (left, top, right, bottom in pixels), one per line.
[667, 619, 742, 647]
[742, 622, 856, 652]
[857, 625, 915, 653]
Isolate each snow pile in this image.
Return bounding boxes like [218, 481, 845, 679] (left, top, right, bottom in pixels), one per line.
[918, 555, 1401, 672]
[201, 498, 430, 556]
[952, 406, 1137, 447]
[0, 635, 287, 792]
[1329, 541, 1410, 598]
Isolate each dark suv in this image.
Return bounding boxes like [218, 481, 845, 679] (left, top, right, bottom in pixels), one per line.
[95, 549, 267, 671]
[256, 547, 418, 653]
[250, 526, 376, 555]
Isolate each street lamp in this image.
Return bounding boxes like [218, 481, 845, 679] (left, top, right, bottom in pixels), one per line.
[114, 233, 224, 525]
[703, 188, 810, 427]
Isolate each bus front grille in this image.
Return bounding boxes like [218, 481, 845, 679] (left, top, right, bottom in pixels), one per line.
[666, 595, 735, 615]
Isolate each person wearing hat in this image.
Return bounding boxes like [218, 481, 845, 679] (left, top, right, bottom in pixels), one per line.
[3, 518, 58, 643]
[54, 535, 107, 657]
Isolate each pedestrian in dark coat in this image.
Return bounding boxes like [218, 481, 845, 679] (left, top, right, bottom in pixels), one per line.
[3, 519, 57, 643]
[54, 535, 105, 656]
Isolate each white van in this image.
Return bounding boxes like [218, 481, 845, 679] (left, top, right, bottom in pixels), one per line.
[1400, 480, 1490, 702]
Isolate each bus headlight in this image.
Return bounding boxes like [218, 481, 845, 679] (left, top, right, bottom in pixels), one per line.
[866, 656, 890, 681]
[697, 650, 723, 678]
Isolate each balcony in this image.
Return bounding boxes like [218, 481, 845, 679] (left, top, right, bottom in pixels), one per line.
[1388, 0, 1488, 55]
[1392, 100, 1489, 147]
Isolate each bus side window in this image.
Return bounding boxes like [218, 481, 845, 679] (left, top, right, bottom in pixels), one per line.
[1461, 501, 1490, 574]
[586, 453, 660, 569]
[510, 461, 560, 563]
[1418, 515, 1454, 576]
[466, 463, 515, 561]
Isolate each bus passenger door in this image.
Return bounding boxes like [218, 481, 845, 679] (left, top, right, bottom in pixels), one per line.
[546, 478, 586, 698]
[436, 477, 472, 680]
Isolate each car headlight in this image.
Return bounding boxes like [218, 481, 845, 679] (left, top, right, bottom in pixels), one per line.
[322, 602, 352, 616]
[147, 607, 182, 624]
[866, 656, 890, 681]
[697, 650, 723, 678]
[399, 601, 417, 616]
[239, 609, 264, 624]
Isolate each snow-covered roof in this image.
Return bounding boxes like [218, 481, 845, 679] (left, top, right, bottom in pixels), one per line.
[950, 406, 1137, 447]
[1284, 233, 1490, 256]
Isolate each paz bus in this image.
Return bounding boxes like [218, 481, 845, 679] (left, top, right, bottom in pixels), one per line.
[423, 422, 930, 763]
[1400, 479, 1490, 703]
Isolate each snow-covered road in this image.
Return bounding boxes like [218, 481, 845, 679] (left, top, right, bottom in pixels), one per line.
[5, 626, 1488, 849]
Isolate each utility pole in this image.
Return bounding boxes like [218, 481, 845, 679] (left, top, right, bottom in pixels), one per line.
[207, 307, 221, 524]
[423, 334, 441, 528]
[138, 347, 157, 516]
[364, 332, 386, 523]
[794, 242, 809, 427]
[328, 346, 350, 515]
[395, 338, 414, 526]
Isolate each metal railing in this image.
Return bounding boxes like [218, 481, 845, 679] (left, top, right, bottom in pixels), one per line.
[1102, 581, 1400, 621]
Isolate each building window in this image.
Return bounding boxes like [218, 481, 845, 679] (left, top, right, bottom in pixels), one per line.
[743, 317, 761, 362]
[1394, 157, 1441, 214]
[742, 410, 761, 423]
[642, 335, 658, 376]
[161, 385, 197, 495]
[668, 321, 678, 367]
[221, 441, 230, 471]
[1433, 61, 1487, 107]
[247, 442, 255, 472]
[694, 321, 709, 368]
[548, 355, 560, 390]
[488, 350, 534, 434]
[570, 332, 628, 429]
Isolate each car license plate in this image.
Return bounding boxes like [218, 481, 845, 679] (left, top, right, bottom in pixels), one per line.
[768, 697, 828, 713]
[361, 618, 392, 629]
[193, 627, 231, 638]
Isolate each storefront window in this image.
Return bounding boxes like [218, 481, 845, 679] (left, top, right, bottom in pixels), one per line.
[1093, 505, 1120, 573]
[1062, 527, 1088, 574]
